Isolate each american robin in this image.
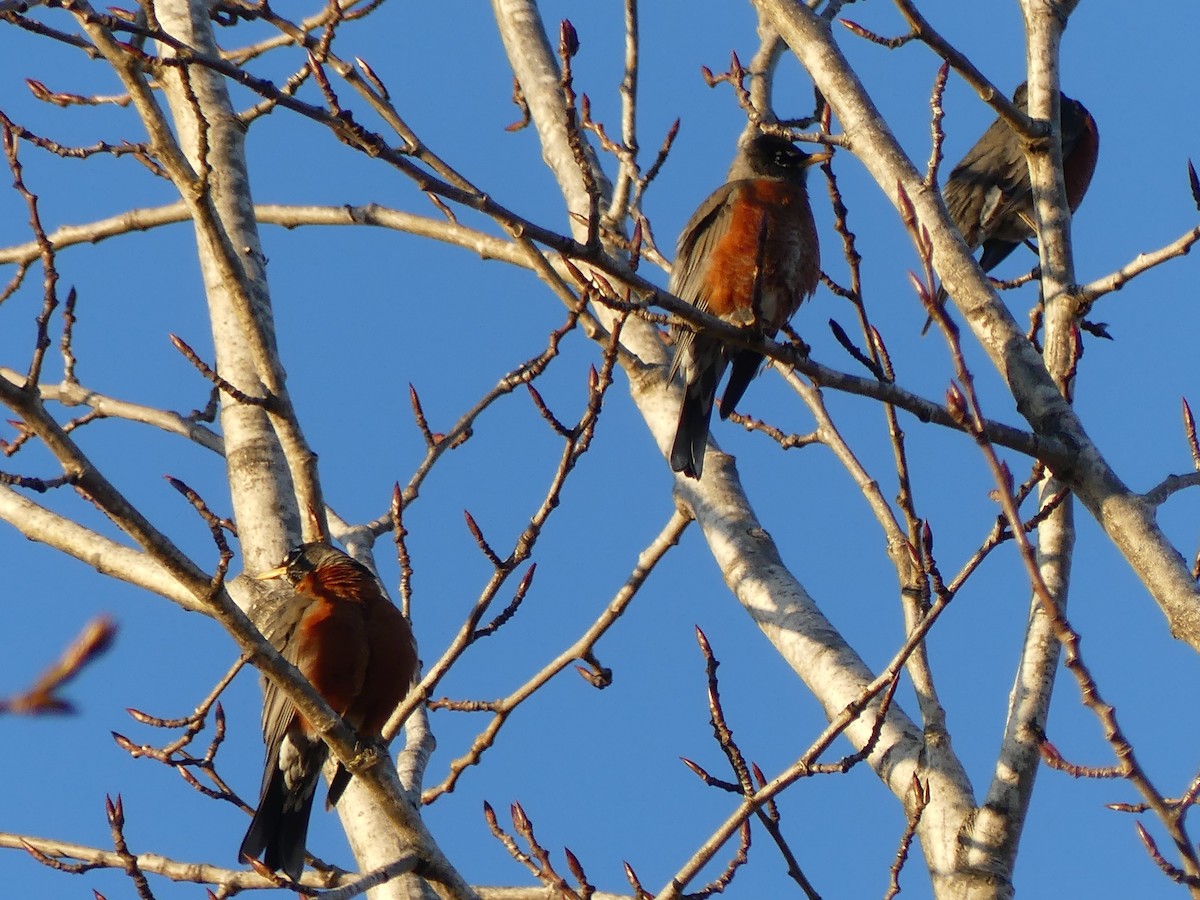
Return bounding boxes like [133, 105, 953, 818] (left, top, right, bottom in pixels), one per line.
[239, 542, 417, 881]
[668, 133, 829, 479]
[924, 81, 1099, 332]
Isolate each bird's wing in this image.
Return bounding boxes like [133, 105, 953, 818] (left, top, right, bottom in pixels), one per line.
[258, 595, 308, 755]
[1060, 100, 1089, 160]
[667, 183, 737, 382]
[1060, 98, 1099, 212]
[943, 119, 1033, 251]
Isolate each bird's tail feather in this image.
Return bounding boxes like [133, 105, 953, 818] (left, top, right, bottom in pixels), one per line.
[670, 363, 720, 479]
[719, 349, 765, 419]
[239, 753, 320, 881]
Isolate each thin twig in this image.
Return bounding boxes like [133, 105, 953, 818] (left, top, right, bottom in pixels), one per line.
[0, 617, 117, 714]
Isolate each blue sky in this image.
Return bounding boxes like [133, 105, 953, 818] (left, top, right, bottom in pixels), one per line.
[2, 2, 1199, 897]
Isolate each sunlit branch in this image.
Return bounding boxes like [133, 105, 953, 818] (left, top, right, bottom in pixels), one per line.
[0, 616, 116, 715]
[423, 509, 690, 801]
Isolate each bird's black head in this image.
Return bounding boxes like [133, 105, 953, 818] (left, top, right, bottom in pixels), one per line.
[731, 133, 831, 182]
[258, 542, 357, 586]
[1009, 81, 1088, 116]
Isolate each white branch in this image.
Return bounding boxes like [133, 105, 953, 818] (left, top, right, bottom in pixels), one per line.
[755, 0, 1200, 655]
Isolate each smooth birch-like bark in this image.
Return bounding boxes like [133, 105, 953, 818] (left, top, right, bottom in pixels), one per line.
[490, 3, 981, 894]
[0, 482, 202, 609]
[150, 0, 298, 575]
[753, 0, 1200, 653]
[967, 3, 1081, 886]
[146, 3, 468, 896]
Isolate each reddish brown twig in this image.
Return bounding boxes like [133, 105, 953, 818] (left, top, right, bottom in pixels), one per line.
[884, 775, 930, 900]
[105, 795, 154, 899]
[0, 617, 117, 715]
[483, 801, 585, 900]
[168, 335, 273, 408]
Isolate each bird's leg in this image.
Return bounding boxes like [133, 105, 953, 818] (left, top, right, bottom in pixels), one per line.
[350, 739, 382, 772]
[781, 322, 810, 359]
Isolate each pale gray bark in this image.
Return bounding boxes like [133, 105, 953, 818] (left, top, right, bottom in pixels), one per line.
[755, 0, 1200, 663]
[145, 2, 474, 896]
[151, 0, 298, 575]
[492, 1, 981, 896]
[1, 1, 1195, 897]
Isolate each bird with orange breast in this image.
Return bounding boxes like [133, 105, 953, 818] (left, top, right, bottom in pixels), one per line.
[924, 82, 1099, 333]
[239, 542, 417, 881]
[668, 132, 829, 479]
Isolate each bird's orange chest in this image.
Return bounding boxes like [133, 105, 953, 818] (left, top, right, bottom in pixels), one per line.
[1065, 113, 1099, 212]
[292, 577, 370, 732]
[701, 179, 819, 324]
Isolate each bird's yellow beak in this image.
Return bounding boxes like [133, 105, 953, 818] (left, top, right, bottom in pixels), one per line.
[255, 565, 289, 581]
[806, 150, 833, 166]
